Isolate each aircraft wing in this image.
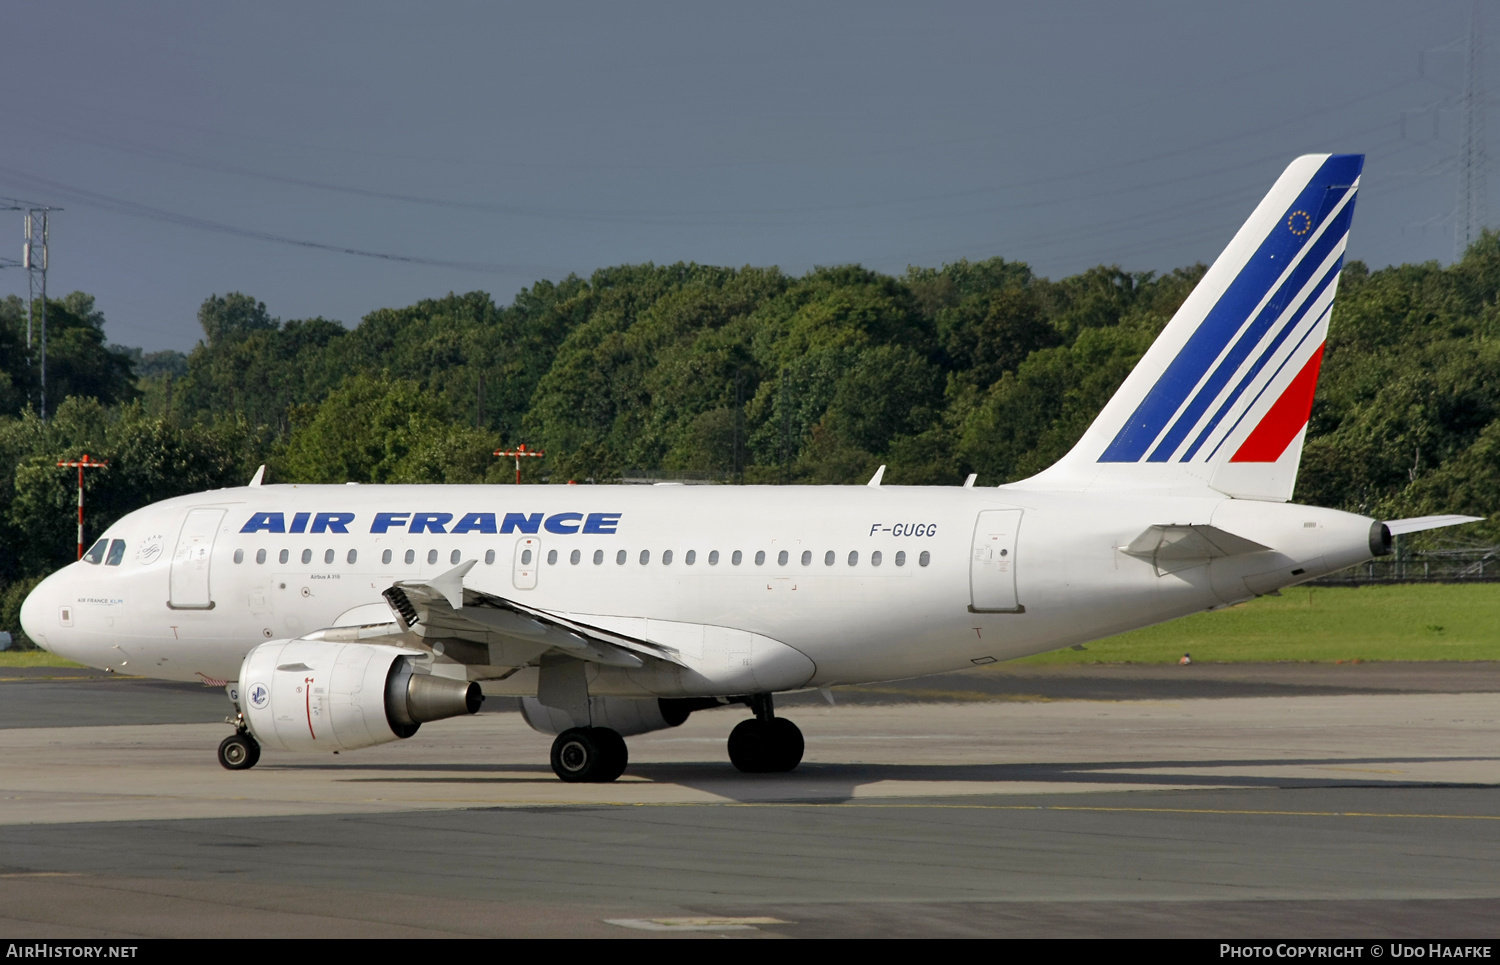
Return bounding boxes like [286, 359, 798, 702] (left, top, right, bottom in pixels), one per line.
[378, 560, 685, 670]
[1382, 514, 1485, 536]
[1123, 523, 1271, 576]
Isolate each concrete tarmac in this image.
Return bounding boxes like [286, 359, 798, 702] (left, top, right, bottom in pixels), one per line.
[1, 663, 1498, 938]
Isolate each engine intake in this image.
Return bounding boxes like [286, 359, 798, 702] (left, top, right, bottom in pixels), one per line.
[240, 639, 483, 753]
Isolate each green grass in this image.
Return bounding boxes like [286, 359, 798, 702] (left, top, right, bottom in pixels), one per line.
[0, 650, 84, 668]
[1016, 583, 1500, 664]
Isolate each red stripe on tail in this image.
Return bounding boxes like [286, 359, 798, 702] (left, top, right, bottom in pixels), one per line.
[1229, 343, 1325, 463]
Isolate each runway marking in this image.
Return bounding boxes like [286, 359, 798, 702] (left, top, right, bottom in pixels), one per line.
[428, 801, 1500, 821]
[1320, 766, 1406, 774]
[0, 872, 83, 878]
[605, 916, 791, 932]
[0, 675, 146, 682]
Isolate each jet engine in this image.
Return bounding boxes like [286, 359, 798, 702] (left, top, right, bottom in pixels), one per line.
[239, 639, 483, 752]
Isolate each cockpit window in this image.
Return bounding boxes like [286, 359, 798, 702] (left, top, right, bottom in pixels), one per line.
[105, 540, 127, 566]
[83, 539, 108, 565]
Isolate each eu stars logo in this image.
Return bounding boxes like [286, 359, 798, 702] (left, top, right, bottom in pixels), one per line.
[1287, 210, 1312, 236]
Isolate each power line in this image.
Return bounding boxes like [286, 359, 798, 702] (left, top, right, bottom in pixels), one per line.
[1457, 0, 1488, 258]
[0, 164, 561, 278]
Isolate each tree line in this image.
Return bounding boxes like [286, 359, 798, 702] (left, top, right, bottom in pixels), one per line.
[2, 237, 1497, 643]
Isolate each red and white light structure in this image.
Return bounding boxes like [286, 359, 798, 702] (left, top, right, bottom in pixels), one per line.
[494, 444, 544, 484]
[57, 453, 107, 560]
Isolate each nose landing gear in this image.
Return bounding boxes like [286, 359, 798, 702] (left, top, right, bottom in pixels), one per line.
[728, 693, 804, 773]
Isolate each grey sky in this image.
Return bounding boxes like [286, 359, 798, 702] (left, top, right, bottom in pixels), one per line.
[0, 1, 1486, 351]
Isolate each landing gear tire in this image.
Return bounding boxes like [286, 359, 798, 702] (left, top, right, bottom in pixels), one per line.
[728, 717, 803, 773]
[550, 727, 628, 783]
[218, 732, 260, 771]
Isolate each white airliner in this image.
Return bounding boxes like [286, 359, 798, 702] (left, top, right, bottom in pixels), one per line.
[20, 154, 1481, 782]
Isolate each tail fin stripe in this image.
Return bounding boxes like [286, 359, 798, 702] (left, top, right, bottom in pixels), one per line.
[1177, 249, 1345, 462]
[1098, 155, 1362, 463]
[1205, 302, 1331, 463]
[1143, 187, 1356, 463]
[1229, 342, 1326, 462]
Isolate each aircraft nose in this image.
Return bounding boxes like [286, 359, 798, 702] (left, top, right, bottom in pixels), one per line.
[20, 574, 55, 650]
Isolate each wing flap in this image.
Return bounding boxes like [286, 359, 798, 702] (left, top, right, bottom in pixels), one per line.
[381, 562, 684, 670]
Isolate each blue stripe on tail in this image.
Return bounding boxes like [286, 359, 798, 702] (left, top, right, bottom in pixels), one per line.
[1098, 154, 1363, 463]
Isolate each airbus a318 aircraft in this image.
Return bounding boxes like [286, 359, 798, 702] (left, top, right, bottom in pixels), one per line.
[20, 154, 1481, 783]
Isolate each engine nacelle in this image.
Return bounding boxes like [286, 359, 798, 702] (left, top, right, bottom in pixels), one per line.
[239, 639, 483, 753]
[519, 696, 722, 736]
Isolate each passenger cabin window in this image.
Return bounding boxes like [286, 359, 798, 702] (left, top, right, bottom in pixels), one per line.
[709, 550, 720, 565]
[324, 549, 334, 564]
[427, 549, 438, 565]
[279, 549, 289, 564]
[685, 550, 696, 565]
[348, 549, 358, 564]
[547, 549, 558, 565]
[822, 551, 833, 566]
[233, 549, 244, 564]
[382, 549, 392, 564]
[105, 540, 127, 566]
[732, 550, 743, 566]
[255, 548, 266, 565]
[83, 539, 107, 565]
[570, 549, 581, 565]
[593, 549, 604, 565]
[848, 550, 858, 566]
[895, 551, 907, 566]
[753, 551, 764, 566]
[301, 549, 312, 565]
[405, 549, 416, 565]
[485, 549, 496, 565]
[616, 550, 627, 565]
[450, 549, 461, 565]
[871, 551, 882, 567]
[919, 551, 931, 567]
[777, 550, 788, 566]
[662, 550, 673, 565]
[521, 549, 533, 565]
[639, 550, 650, 565]
[801, 550, 812, 566]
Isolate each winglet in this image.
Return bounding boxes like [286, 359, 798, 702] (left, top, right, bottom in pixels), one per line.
[426, 560, 477, 609]
[867, 465, 886, 487]
[248, 465, 266, 487]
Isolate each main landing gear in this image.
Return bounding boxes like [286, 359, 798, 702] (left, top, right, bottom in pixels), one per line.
[727, 693, 803, 774]
[551, 727, 629, 783]
[545, 693, 804, 782]
[218, 729, 261, 770]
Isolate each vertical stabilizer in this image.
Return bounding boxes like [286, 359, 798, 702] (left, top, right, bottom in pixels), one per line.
[1015, 153, 1363, 501]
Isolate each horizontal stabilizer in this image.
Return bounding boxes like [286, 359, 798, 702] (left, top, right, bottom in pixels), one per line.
[1124, 523, 1270, 576]
[1383, 514, 1485, 537]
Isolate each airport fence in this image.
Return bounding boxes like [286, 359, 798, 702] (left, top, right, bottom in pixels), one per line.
[1307, 545, 1500, 585]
